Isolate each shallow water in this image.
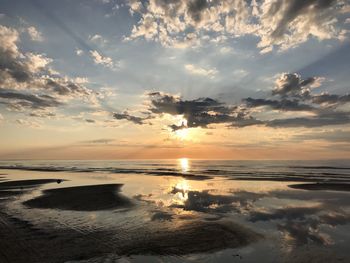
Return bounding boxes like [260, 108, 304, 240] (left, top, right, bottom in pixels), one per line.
[0, 159, 350, 263]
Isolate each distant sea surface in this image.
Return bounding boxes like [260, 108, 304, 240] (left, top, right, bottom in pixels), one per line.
[0, 159, 349, 182]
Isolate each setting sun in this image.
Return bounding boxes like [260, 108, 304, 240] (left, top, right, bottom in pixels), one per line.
[175, 128, 189, 140]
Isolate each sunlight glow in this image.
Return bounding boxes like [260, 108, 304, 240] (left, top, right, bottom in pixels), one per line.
[175, 128, 189, 140]
[179, 158, 189, 173]
[174, 179, 190, 201]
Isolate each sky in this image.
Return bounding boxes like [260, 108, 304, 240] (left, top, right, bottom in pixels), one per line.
[0, 0, 350, 160]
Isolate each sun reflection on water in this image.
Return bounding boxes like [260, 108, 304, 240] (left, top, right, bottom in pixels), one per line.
[172, 179, 190, 203]
[178, 158, 189, 173]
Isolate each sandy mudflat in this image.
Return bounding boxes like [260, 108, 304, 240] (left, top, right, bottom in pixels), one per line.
[0, 179, 63, 202]
[0, 179, 62, 189]
[0, 210, 115, 263]
[0, 209, 261, 263]
[0, 179, 263, 262]
[23, 184, 133, 211]
[289, 183, 350, 191]
[231, 177, 350, 183]
[117, 219, 262, 256]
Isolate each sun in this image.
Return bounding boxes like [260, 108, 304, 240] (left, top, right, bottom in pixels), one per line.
[175, 128, 189, 140]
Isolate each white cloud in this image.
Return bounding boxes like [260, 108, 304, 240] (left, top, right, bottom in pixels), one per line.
[0, 25, 100, 115]
[76, 49, 84, 56]
[15, 119, 41, 128]
[219, 46, 234, 54]
[89, 50, 119, 70]
[126, 0, 349, 52]
[27, 26, 43, 42]
[232, 69, 249, 78]
[185, 64, 218, 79]
[89, 34, 108, 45]
[26, 53, 52, 72]
[0, 25, 19, 56]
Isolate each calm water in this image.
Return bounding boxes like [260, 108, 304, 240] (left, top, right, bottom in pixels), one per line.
[0, 159, 350, 263]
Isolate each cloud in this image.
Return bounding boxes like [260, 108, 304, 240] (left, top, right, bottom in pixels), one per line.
[114, 72, 350, 130]
[311, 93, 350, 105]
[0, 25, 98, 117]
[76, 49, 84, 56]
[27, 26, 43, 41]
[89, 50, 118, 70]
[244, 97, 314, 112]
[272, 73, 321, 98]
[126, 0, 349, 52]
[266, 111, 350, 128]
[148, 92, 254, 130]
[15, 118, 41, 128]
[113, 112, 148, 125]
[88, 34, 108, 45]
[45, 78, 92, 97]
[79, 138, 115, 144]
[292, 129, 350, 143]
[0, 88, 62, 109]
[184, 64, 218, 78]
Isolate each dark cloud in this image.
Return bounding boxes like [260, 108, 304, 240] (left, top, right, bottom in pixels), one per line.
[0, 56, 32, 83]
[244, 97, 314, 111]
[148, 92, 253, 130]
[272, 73, 317, 98]
[45, 79, 91, 96]
[311, 93, 350, 105]
[270, 0, 337, 40]
[80, 138, 115, 144]
[115, 73, 350, 130]
[85, 119, 95, 123]
[0, 25, 97, 119]
[0, 88, 62, 109]
[0, 36, 32, 84]
[113, 112, 148, 125]
[29, 112, 56, 118]
[187, 0, 208, 23]
[266, 111, 350, 128]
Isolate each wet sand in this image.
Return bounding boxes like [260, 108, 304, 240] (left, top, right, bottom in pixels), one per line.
[23, 184, 133, 211]
[289, 183, 350, 192]
[118, 219, 262, 256]
[0, 209, 261, 262]
[0, 179, 63, 202]
[0, 179, 263, 262]
[0, 179, 62, 189]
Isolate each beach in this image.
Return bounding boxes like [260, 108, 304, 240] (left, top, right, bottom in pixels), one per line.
[0, 160, 349, 263]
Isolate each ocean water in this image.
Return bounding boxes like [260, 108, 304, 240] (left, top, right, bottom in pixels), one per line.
[1, 159, 350, 181]
[0, 159, 350, 263]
